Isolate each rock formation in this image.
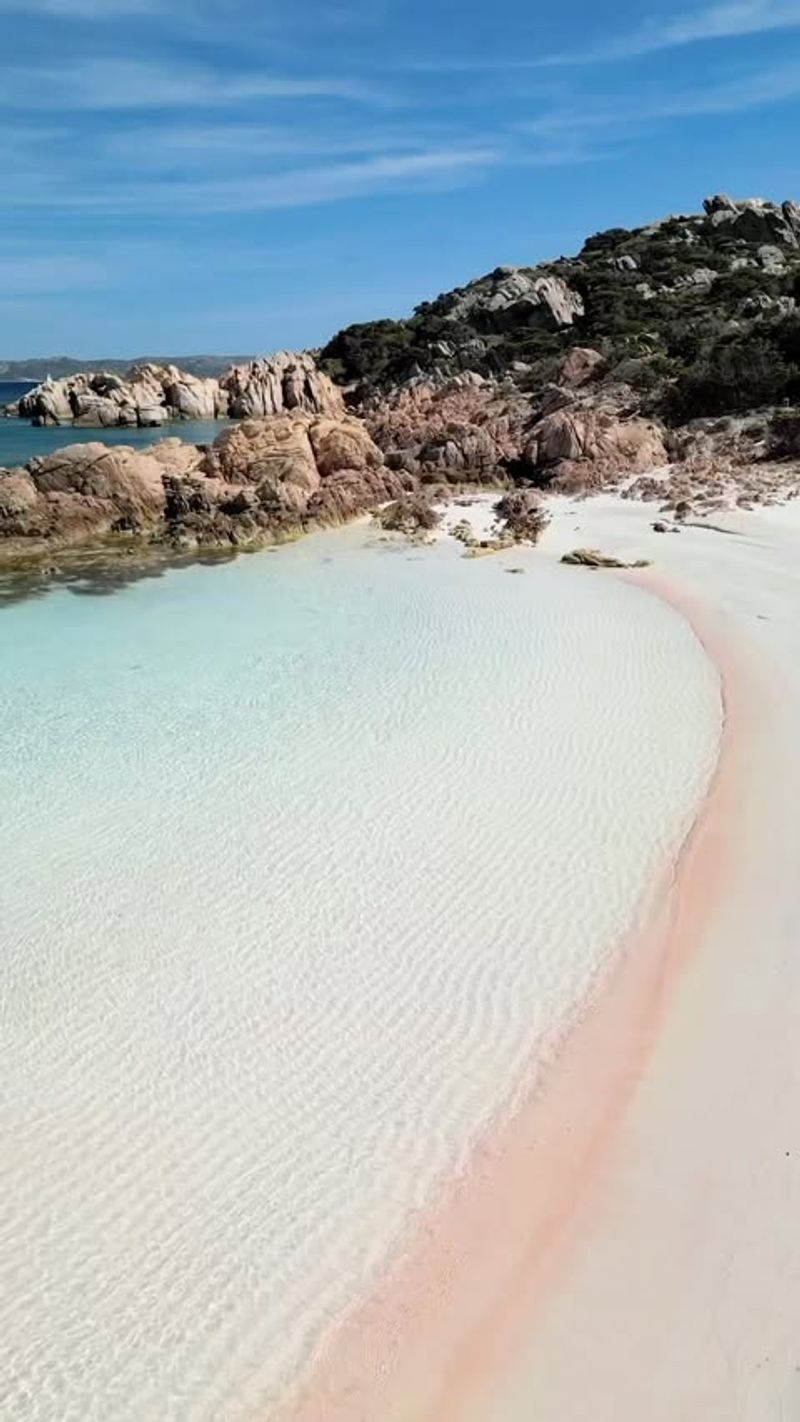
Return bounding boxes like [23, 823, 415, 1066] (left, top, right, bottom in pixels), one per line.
[17, 365, 227, 428]
[0, 441, 191, 549]
[494, 489, 549, 542]
[703, 194, 800, 247]
[12, 351, 339, 430]
[439, 268, 585, 333]
[319, 193, 800, 425]
[0, 414, 408, 567]
[557, 347, 604, 388]
[522, 399, 668, 492]
[219, 352, 345, 420]
[365, 371, 666, 492]
[367, 376, 536, 482]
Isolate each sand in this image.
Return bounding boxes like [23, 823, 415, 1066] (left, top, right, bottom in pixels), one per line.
[0, 525, 719, 1421]
[279, 493, 800, 1420]
[3, 493, 798, 1419]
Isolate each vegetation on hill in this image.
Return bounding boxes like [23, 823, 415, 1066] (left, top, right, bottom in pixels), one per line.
[319, 196, 800, 424]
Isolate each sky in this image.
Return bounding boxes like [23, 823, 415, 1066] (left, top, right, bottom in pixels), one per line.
[1, 0, 800, 357]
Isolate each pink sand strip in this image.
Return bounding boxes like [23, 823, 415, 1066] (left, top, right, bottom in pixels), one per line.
[273, 577, 744, 1422]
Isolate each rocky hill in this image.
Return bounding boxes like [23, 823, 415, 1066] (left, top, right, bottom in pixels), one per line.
[3, 194, 800, 585]
[320, 195, 800, 423]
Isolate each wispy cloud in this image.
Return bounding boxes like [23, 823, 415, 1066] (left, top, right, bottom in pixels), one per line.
[415, 0, 800, 71]
[0, 0, 160, 12]
[0, 254, 106, 296]
[103, 120, 456, 169]
[525, 57, 800, 139]
[2, 146, 500, 216]
[549, 0, 800, 63]
[0, 58, 384, 110]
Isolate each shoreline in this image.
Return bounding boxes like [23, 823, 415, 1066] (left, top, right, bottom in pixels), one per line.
[272, 568, 739, 1421]
[4, 491, 798, 1417]
[0, 512, 722, 1420]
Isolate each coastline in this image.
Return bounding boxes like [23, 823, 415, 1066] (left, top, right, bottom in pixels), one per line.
[273, 564, 739, 1422]
[273, 493, 800, 1422]
[4, 488, 799, 1417]
[0, 514, 720, 1421]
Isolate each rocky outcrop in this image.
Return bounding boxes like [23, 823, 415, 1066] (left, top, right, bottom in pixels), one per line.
[17, 365, 226, 429]
[365, 372, 666, 493]
[150, 365, 227, 420]
[558, 347, 604, 387]
[440, 268, 584, 333]
[703, 194, 800, 247]
[0, 441, 192, 549]
[321, 192, 800, 418]
[524, 403, 668, 492]
[14, 352, 336, 429]
[367, 376, 536, 482]
[219, 352, 345, 420]
[0, 413, 407, 566]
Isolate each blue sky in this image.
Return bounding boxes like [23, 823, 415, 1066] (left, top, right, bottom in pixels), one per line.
[2, 0, 800, 356]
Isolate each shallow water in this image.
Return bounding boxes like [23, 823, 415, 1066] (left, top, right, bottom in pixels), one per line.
[0, 401, 226, 468]
[0, 528, 721, 1420]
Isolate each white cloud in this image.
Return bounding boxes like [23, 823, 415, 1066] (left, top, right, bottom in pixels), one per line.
[525, 58, 800, 138]
[103, 120, 448, 169]
[0, 58, 383, 110]
[566, 0, 800, 62]
[416, 0, 800, 71]
[2, 146, 499, 216]
[641, 0, 800, 48]
[0, 0, 161, 12]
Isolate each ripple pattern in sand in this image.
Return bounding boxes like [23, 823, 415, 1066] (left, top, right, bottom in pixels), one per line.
[0, 530, 720, 1420]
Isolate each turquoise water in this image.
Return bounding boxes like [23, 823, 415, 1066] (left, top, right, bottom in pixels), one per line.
[0, 381, 226, 467]
[0, 526, 720, 1420]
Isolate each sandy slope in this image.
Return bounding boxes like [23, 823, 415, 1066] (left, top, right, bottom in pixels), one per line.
[492, 496, 800, 1421]
[281, 495, 800, 1421]
[448, 495, 800, 1421]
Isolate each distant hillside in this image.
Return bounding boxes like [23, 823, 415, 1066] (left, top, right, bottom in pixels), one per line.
[320, 194, 800, 423]
[0, 355, 256, 381]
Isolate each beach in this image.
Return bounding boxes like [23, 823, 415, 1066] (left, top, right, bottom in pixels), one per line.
[1, 494, 798, 1419]
[277, 493, 800, 1420]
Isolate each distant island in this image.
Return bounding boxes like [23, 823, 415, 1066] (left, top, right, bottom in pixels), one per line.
[0, 354, 256, 382]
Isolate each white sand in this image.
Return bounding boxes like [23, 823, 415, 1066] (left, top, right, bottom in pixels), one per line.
[416, 491, 800, 1421]
[0, 529, 720, 1421]
[5, 489, 797, 1421]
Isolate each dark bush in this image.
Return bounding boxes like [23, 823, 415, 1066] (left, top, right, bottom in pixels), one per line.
[494, 490, 550, 543]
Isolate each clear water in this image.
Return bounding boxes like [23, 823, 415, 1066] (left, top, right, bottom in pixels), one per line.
[0, 527, 721, 1420]
[0, 382, 225, 467]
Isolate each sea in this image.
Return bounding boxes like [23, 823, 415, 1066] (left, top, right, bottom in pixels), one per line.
[0, 381, 226, 466]
[0, 522, 722, 1420]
